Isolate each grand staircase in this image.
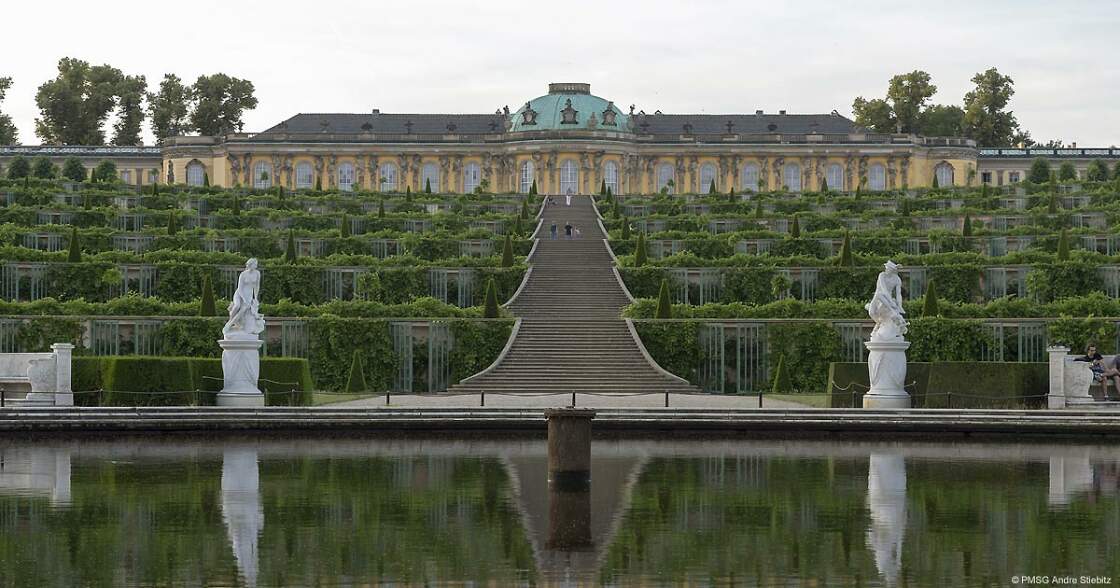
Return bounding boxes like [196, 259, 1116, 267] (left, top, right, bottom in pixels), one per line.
[449, 195, 699, 395]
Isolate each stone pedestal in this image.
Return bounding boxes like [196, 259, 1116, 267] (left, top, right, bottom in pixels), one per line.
[545, 409, 595, 486]
[863, 339, 911, 409]
[51, 343, 73, 407]
[217, 337, 265, 407]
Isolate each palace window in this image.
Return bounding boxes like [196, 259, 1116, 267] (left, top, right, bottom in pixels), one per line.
[463, 162, 481, 193]
[1009, 171, 1021, 183]
[421, 163, 439, 192]
[869, 164, 886, 191]
[935, 162, 954, 187]
[700, 163, 716, 193]
[296, 162, 313, 189]
[379, 162, 398, 191]
[520, 161, 534, 193]
[783, 163, 801, 192]
[253, 161, 272, 189]
[604, 161, 619, 194]
[827, 164, 844, 191]
[658, 164, 675, 193]
[560, 160, 579, 195]
[186, 162, 205, 186]
[338, 163, 355, 192]
[120, 169, 132, 184]
[742, 163, 759, 191]
[981, 171, 993, 185]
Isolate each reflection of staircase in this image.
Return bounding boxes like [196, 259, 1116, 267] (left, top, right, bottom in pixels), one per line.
[449, 195, 698, 395]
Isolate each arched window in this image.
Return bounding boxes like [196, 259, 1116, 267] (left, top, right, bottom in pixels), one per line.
[869, 164, 886, 191]
[935, 162, 954, 187]
[379, 162, 398, 191]
[604, 160, 619, 195]
[186, 161, 205, 186]
[338, 162, 355, 192]
[463, 162, 481, 193]
[826, 164, 844, 191]
[742, 163, 760, 191]
[520, 161, 534, 193]
[253, 161, 272, 189]
[295, 162, 313, 189]
[421, 162, 439, 192]
[658, 163, 675, 192]
[783, 163, 801, 192]
[700, 163, 717, 193]
[559, 160, 579, 195]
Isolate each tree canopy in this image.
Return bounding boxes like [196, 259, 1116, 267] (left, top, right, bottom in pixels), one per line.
[0, 77, 17, 144]
[190, 74, 258, 136]
[961, 67, 1022, 148]
[148, 74, 192, 142]
[34, 58, 126, 144]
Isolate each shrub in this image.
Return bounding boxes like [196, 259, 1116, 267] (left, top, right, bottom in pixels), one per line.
[285, 230, 297, 262]
[31, 156, 57, 179]
[922, 278, 940, 317]
[61, 157, 86, 182]
[199, 275, 217, 316]
[91, 160, 118, 183]
[633, 232, 647, 267]
[67, 227, 81, 262]
[483, 278, 499, 318]
[1028, 158, 1051, 184]
[655, 279, 672, 318]
[501, 234, 513, 267]
[771, 354, 790, 394]
[345, 350, 367, 392]
[1058, 162, 1077, 181]
[6, 156, 29, 179]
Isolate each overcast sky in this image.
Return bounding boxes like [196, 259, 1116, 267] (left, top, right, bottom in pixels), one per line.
[3, 0, 1118, 146]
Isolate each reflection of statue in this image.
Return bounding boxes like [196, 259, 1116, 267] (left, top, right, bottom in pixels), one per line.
[866, 261, 907, 341]
[867, 454, 907, 587]
[223, 258, 264, 338]
[222, 448, 262, 588]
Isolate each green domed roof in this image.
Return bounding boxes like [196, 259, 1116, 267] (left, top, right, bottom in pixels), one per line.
[510, 83, 630, 132]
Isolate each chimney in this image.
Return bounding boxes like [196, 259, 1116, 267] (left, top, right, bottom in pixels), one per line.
[778, 110, 787, 115]
[755, 110, 764, 115]
[371, 109, 380, 114]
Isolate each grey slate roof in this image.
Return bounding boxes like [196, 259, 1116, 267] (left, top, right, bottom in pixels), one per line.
[259, 113, 508, 135]
[259, 111, 864, 137]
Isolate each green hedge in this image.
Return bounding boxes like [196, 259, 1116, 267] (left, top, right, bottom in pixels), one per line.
[827, 361, 1048, 408]
[74, 356, 314, 406]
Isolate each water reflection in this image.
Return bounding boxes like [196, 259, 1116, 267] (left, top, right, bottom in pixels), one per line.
[0, 438, 1118, 586]
[867, 454, 906, 586]
[221, 447, 262, 588]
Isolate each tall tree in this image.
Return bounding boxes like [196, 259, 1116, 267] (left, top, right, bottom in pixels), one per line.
[61, 157, 86, 182]
[148, 74, 192, 142]
[917, 104, 965, 137]
[851, 96, 895, 133]
[34, 58, 125, 144]
[111, 74, 146, 145]
[190, 74, 258, 136]
[961, 67, 1021, 147]
[886, 70, 937, 134]
[0, 77, 17, 144]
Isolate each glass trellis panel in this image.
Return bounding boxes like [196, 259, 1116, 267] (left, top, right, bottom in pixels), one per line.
[91, 320, 120, 355]
[733, 323, 768, 393]
[0, 319, 20, 352]
[797, 269, 819, 301]
[906, 268, 927, 300]
[1100, 267, 1120, 298]
[988, 237, 1008, 257]
[23, 234, 63, 252]
[697, 324, 725, 393]
[1017, 324, 1047, 362]
[370, 239, 399, 258]
[127, 266, 157, 297]
[281, 321, 308, 357]
[697, 269, 724, 304]
[835, 323, 868, 362]
[390, 322, 413, 393]
[219, 267, 240, 299]
[114, 214, 144, 231]
[133, 321, 163, 356]
[456, 270, 475, 308]
[429, 269, 449, 303]
[405, 220, 430, 233]
[428, 321, 452, 393]
[982, 323, 1006, 362]
[324, 268, 364, 300]
[985, 268, 1009, 299]
[669, 269, 689, 303]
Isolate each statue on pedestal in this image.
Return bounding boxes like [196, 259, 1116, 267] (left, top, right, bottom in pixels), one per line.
[863, 261, 911, 408]
[219, 259, 266, 406]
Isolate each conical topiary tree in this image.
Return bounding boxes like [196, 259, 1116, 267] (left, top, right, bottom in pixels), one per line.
[620, 217, 631, 240]
[378, 199, 385, 218]
[483, 278, 500, 318]
[424, 178, 432, 193]
[922, 279, 940, 317]
[655, 279, 672, 319]
[600, 179, 607, 196]
[789, 216, 801, 238]
[231, 194, 241, 216]
[314, 175, 322, 191]
[837, 232, 853, 266]
[203, 172, 210, 187]
[1048, 192, 1058, 214]
[405, 185, 412, 201]
[771, 354, 790, 394]
[612, 200, 621, 219]
[820, 177, 829, 193]
[708, 179, 717, 194]
[167, 212, 178, 235]
[962, 214, 972, 237]
[339, 215, 351, 238]
[634, 232, 647, 267]
[200, 275, 217, 316]
[931, 173, 940, 190]
[605, 186, 613, 201]
[285, 230, 297, 263]
[520, 198, 530, 219]
[754, 201, 763, 217]
[513, 215, 524, 235]
[727, 187, 735, 202]
[345, 350, 367, 393]
[67, 227, 81, 263]
[529, 180, 537, 195]
[501, 234, 514, 267]
[1057, 228, 1070, 261]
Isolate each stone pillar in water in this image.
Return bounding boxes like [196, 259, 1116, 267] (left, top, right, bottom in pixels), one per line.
[545, 408, 595, 550]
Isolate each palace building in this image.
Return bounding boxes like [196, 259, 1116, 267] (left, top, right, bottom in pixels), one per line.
[4, 83, 1119, 192]
[159, 83, 978, 193]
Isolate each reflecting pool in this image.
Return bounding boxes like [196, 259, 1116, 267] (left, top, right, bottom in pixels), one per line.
[0, 437, 1117, 587]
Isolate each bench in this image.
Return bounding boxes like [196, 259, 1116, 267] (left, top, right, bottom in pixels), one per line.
[0, 344, 74, 407]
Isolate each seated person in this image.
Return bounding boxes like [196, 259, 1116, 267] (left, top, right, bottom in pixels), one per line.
[1075, 344, 1118, 399]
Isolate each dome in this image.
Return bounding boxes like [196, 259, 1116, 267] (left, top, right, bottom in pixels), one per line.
[509, 83, 630, 132]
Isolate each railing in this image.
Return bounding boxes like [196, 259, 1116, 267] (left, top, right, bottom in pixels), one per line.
[979, 148, 1120, 157]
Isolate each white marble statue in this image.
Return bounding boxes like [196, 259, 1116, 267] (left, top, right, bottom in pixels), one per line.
[866, 261, 907, 341]
[863, 261, 911, 408]
[223, 258, 265, 339]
